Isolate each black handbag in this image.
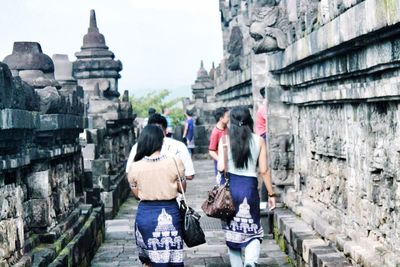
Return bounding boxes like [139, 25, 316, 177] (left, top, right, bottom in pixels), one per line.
[173, 158, 206, 247]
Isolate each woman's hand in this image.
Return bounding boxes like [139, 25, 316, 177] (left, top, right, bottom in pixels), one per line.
[268, 196, 276, 210]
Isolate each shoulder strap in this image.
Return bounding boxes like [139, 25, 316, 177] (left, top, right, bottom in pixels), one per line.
[172, 157, 187, 205]
[222, 135, 229, 182]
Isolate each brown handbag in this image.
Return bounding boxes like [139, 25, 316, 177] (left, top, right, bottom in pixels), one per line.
[201, 135, 235, 219]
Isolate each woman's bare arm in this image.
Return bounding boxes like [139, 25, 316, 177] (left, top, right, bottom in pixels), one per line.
[182, 122, 188, 138]
[130, 183, 140, 200]
[217, 139, 225, 172]
[258, 137, 276, 209]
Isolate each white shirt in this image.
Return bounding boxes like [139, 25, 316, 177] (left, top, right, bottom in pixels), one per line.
[125, 137, 195, 177]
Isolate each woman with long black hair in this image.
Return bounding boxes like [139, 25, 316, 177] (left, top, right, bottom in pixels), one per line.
[127, 125, 186, 267]
[217, 106, 276, 267]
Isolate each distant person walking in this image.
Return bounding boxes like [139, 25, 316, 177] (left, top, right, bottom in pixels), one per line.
[208, 107, 229, 176]
[217, 106, 276, 267]
[142, 107, 156, 129]
[127, 125, 186, 267]
[182, 110, 195, 156]
[162, 107, 174, 138]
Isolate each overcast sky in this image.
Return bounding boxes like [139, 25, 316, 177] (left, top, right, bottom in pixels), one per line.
[0, 0, 223, 98]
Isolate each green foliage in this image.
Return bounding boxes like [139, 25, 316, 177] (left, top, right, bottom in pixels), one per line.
[129, 89, 185, 127]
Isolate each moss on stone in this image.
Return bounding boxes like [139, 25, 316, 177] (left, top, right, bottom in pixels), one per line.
[273, 226, 279, 243]
[286, 255, 295, 266]
[278, 234, 286, 252]
[273, 225, 287, 253]
[54, 240, 63, 254]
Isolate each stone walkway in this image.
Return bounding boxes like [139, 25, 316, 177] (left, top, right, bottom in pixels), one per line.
[91, 160, 292, 267]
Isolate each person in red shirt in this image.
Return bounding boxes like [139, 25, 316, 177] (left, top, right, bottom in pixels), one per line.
[209, 107, 229, 175]
[255, 87, 267, 142]
[255, 87, 269, 206]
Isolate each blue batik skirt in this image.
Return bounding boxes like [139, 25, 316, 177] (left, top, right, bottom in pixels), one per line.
[223, 173, 264, 249]
[135, 200, 184, 266]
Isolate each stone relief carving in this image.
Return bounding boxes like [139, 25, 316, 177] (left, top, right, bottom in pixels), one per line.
[296, 102, 400, 251]
[227, 26, 244, 71]
[249, 1, 289, 53]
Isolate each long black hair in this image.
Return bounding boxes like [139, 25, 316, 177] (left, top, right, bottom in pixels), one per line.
[228, 106, 254, 169]
[134, 125, 164, 162]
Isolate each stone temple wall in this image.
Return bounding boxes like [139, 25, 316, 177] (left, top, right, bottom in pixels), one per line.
[0, 42, 105, 267]
[0, 10, 135, 267]
[265, 0, 400, 265]
[215, 0, 259, 110]
[216, 0, 400, 266]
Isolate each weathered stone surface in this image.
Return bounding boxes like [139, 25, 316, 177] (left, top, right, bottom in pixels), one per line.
[12, 77, 40, 111]
[269, 0, 400, 70]
[24, 199, 51, 228]
[0, 62, 39, 111]
[52, 54, 74, 81]
[0, 62, 15, 110]
[19, 70, 60, 89]
[227, 26, 243, 71]
[38, 114, 83, 131]
[82, 143, 97, 160]
[27, 170, 51, 199]
[3, 42, 54, 73]
[273, 208, 350, 265]
[35, 86, 61, 114]
[0, 109, 39, 130]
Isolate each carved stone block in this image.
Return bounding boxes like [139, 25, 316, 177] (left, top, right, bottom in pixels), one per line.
[27, 170, 51, 199]
[25, 199, 50, 228]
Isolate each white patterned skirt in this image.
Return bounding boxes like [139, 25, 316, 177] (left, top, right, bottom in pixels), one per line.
[223, 173, 264, 249]
[135, 200, 184, 266]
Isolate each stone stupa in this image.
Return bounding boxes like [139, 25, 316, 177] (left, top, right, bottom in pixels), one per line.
[73, 9, 122, 99]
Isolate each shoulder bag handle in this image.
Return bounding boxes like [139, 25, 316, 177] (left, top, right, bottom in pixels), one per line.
[222, 135, 230, 186]
[172, 157, 187, 206]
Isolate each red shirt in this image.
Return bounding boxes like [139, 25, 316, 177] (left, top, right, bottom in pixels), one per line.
[208, 126, 227, 153]
[255, 104, 267, 136]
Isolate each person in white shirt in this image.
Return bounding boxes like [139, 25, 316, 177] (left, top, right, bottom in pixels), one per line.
[126, 113, 195, 180]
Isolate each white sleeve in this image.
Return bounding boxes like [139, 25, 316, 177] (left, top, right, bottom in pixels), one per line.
[125, 144, 137, 173]
[176, 141, 195, 176]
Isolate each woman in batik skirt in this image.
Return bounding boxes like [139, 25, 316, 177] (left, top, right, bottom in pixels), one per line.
[127, 125, 186, 267]
[217, 106, 276, 267]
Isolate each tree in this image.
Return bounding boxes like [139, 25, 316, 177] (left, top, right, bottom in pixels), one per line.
[129, 89, 185, 127]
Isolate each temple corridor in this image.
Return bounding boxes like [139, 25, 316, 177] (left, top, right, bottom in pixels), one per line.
[91, 160, 292, 267]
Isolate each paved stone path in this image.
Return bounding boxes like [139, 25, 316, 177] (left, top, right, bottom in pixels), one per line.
[91, 160, 292, 267]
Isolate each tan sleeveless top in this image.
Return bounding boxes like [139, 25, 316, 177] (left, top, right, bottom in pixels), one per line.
[127, 155, 184, 200]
